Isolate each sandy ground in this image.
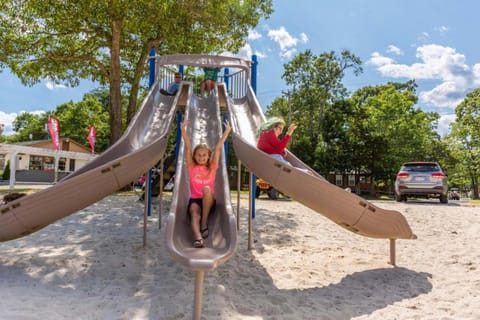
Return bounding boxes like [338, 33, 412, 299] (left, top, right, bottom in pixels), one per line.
[0, 193, 479, 320]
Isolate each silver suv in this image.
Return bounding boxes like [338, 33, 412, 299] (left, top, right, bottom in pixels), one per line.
[394, 162, 448, 203]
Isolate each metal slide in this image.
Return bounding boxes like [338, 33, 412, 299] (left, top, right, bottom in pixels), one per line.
[227, 84, 416, 240]
[164, 83, 237, 319]
[0, 79, 181, 242]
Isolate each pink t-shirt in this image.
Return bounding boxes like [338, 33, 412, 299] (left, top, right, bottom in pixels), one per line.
[188, 162, 218, 198]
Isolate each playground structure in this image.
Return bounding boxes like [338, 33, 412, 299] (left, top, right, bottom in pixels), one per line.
[0, 54, 416, 320]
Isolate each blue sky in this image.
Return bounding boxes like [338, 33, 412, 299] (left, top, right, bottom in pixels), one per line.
[2, 0, 480, 137]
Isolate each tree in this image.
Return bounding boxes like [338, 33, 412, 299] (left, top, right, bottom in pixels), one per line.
[346, 82, 441, 192]
[5, 92, 111, 152]
[266, 49, 362, 173]
[0, 0, 273, 144]
[10, 111, 51, 142]
[447, 89, 480, 199]
[54, 94, 111, 152]
[281, 49, 363, 142]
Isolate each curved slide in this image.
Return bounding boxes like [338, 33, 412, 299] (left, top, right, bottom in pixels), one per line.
[165, 83, 237, 272]
[0, 79, 181, 242]
[227, 84, 416, 240]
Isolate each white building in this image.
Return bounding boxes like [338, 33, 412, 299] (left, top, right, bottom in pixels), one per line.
[0, 138, 96, 189]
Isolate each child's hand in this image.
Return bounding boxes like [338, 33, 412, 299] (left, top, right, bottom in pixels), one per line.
[223, 120, 231, 132]
[287, 123, 297, 135]
[181, 120, 190, 131]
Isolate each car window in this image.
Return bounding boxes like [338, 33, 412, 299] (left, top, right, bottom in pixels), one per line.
[402, 164, 440, 172]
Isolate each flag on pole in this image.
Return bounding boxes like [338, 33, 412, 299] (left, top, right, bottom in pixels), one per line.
[47, 116, 60, 151]
[88, 125, 96, 154]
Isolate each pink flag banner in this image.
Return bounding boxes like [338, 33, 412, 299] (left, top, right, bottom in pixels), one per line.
[47, 117, 60, 151]
[88, 125, 96, 154]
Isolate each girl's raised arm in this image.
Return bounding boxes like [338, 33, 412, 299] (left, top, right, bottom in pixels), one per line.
[181, 120, 193, 166]
[211, 120, 231, 165]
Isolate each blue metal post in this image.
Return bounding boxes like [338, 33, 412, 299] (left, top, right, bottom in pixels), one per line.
[224, 68, 230, 91]
[251, 54, 258, 93]
[251, 54, 258, 218]
[146, 47, 156, 216]
[175, 112, 183, 160]
[149, 47, 156, 87]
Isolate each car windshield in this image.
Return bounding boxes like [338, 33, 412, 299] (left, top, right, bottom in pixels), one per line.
[402, 163, 440, 172]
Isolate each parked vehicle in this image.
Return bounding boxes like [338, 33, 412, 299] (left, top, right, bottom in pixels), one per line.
[394, 161, 448, 203]
[255, 178, 280, 200]
[449, 188, 460, 200]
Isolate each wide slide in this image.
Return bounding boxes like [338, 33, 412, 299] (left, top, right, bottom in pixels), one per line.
[227, 84, 416, 240]
[165, 83, 237, 272]
[0, 79, 181, 242]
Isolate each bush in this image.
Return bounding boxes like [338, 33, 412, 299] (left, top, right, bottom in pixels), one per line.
[2, 160, 10, 180]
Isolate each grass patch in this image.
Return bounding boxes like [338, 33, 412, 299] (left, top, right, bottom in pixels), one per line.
[0, 188, 42, 196]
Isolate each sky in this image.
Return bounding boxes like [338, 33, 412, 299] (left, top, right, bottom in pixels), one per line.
[2, 0, 480, 137]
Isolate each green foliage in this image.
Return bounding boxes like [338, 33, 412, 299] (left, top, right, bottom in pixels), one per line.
[268, 63, 443, 190]
[2, 160, 10, 180]
[9, 112, 51, 142]
[339, 82, 441, 186]
[267, 49, 363, 173]
[4, 92, 111, 152]
[0, 0, 273, 144]
[54, 94, 111, 152]
[446, 88, 480, 198]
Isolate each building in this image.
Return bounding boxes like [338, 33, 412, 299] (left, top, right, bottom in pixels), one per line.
[0, 138, 96, 185]
[327, 171, 374, 195]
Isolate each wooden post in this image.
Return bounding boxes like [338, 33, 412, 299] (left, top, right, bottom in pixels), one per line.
[236, 159, 241, 231]
[193, 271, 205, 320]
[143, 172, 150, 247]
[389, 239, 396, 266]
[158, 158, 164, 229]
[248, 172, 253, 250]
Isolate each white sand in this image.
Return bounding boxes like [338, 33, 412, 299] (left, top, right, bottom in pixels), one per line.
[0, 194, 479, 320]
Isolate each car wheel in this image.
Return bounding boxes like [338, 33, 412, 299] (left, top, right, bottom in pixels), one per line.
[255, 188, 261, 198]
[267, 188, 279, 200]
[440, 194, 448, 204]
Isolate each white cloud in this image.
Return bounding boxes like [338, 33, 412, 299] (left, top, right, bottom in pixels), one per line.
[386, 45, 403, 55]
[472, 63, 480, 86]
[254, 50, 267, 59]
[234, 43, 253, 60]
[282, 48, 297, 59]
[419, 81, 465, 108]
[299, 33, 309, 44]
[45, 81, 67, 91]
[369, 52, 395, 67]
[368, 44, 480, 109]
[0, 110, 46, 136]
[248, 29, 262, 41]
[436, 25, 449, 34]
[437, 113, 456, 137]
[268, 26, 297, 51]
[0, 111, 17, 136]
[266, 26, 307, 58]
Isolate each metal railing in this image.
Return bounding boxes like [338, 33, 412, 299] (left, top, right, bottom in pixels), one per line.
[155, 62, 250, 99]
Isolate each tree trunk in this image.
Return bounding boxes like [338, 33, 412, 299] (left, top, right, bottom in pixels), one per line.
[126, 47, 150, 125]
[472, 176, 479, 199]
[109, 19, 123, 144]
